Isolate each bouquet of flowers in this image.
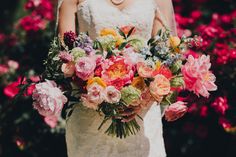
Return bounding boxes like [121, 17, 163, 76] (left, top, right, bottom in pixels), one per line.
[16, 26, 217, 138]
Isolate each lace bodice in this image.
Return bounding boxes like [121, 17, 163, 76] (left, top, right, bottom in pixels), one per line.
[60, 0, 167, 156]
[76, 0, 157, 40]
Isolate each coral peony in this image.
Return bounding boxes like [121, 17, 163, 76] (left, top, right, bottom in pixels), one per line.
[101, 56, 134, 90]
[164, 101, 188, 122]
[32, 80, 67, 117]
[181, 55, 217, 97]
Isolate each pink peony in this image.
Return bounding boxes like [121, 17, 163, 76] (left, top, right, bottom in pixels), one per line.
[181, 55, 217, 97]
[75, 57, 96, 81]
[104, 86, 121, 104]
[101, 56, 134, 90]
[81, 83, 104, 109]
[32, 80, 67, 117]
[164, 101, 188, 122]
[44, 115, 58, 128]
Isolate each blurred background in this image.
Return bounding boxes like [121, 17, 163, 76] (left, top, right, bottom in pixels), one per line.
[0, 0, 235, 156]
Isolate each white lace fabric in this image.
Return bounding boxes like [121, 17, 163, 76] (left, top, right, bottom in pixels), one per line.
[59, 0, 167, 156]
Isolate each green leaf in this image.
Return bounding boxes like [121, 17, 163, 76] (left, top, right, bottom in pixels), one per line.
[117, 27, 126, 39]
[171, 60, 182, 74]
[118, 42, 128, 50]
[127, 27, 135, 38]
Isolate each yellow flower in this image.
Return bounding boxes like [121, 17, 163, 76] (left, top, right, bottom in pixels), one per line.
[87, 77, 107, 88]
[100, 28, 117, 37]
[131, 77, 146, 91]
[115, 35, 125, 46]
[169, 36, 181, 48]
[155, 60, 162, 70]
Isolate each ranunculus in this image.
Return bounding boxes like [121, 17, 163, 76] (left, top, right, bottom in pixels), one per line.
[164, 101, 188, 122]
[137, 62, 154, 78]
[149, 74, 171, 102]
[121, 85, 141, 106]
[181, 55, 217, 97]
[44, 115, 58, 128]
[75, 57, 96, 81]
[82, 83, 104, 109]
[104, 86, 121, 103]
[61, 62, 75, 78]
[101, 56, 134, 90]
[32, 80, 67, 117]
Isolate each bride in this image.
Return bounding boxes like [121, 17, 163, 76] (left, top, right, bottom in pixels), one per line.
[57, 0, 177, 156]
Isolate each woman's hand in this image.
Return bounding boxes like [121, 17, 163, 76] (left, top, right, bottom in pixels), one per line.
[119, 105, 142, 123]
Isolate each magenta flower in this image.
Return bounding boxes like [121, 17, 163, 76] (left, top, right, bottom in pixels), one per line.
[182, 55, 217, 97]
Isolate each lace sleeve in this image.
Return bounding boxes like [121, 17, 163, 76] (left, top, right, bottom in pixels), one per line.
[154, 0, 177, 35]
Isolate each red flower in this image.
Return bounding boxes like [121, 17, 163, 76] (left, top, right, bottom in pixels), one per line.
[211, 97, 229, 115]
[3, 78, 21, 98]
[19, 15, 47, 32]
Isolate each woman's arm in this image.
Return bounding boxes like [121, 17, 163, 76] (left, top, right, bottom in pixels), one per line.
[151, 10, 166, 37]
[58, 0, 79, 38]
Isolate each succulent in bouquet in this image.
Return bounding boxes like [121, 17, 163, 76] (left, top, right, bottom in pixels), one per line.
[14, 26, 217, 138]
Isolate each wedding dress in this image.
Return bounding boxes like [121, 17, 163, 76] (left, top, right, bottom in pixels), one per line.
[57, 0, 176, 156]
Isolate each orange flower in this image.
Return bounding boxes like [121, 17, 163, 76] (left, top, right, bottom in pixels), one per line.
[169, 36, 181, 48]
[137, 62, 154, 78]
[153, 66, 173, 79]
[120, 26, 136, 35]
[87, 77, 107, 88]
[131, 77, 146, 91]
[149, 74, 171, 102]
[100, 28, 117, 37]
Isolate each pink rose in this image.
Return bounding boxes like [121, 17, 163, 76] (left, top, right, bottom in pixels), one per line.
[140, 88, 155, 108]
[104, 86, 121, 103]
[149, 74, 171, 102]
[164, 101, 188, 122]
[75, 57, 96, 81]
[44, 115, 58, 128]
[82, 83, 104, 109]
[32, 80, 67, 117]
[59, 51, 73, 63]
[181, 55, 217, 97]
[61, 62, 75, 78]
[137, 62, 154, 78]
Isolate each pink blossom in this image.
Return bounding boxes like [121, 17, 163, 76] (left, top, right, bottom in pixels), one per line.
[32, 80, 67, 116]
[59, 51, 73, 63]
[7, 60, 19, 70]
[164, 101, 188, 122]
[3, 77, 21, 98]
[181, 55, 217, 97]
[0, 65, 9, 75]
[75, 57, 96, 81]
[44, 115, 58, 128]
[211, 97, 229, 115]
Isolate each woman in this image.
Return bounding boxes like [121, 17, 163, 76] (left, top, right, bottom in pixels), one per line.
[57, 0, 177, 156]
